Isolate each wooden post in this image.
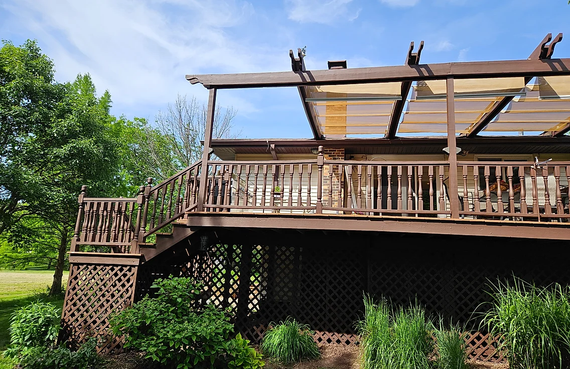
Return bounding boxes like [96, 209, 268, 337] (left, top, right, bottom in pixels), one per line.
[71, 186, 87, 253]
[316, 146, 324, 214]
[140, 177, 152, 243]
[446, 77, 460, 219]
[131, 185, 145, 254]
[197, 88, 217, 212]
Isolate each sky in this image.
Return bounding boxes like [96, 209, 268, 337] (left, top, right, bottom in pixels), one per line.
[1, 0, 569, 139]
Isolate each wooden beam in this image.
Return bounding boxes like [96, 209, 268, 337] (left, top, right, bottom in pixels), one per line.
[187, 58, 570, 89]
[298, 86, 323, 139]
[197, 88, 217, 212]
[185, 213, 570, 241]
[446, 78, 460, 219]
[386, 41, 424, 139]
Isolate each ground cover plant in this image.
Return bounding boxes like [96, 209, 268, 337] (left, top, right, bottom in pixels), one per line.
[261, 318, 320, 365]
[110, 276, 263, 369]
[483, 278, 570, 369]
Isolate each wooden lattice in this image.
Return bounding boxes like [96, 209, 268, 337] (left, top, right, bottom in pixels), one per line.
[60, 262, 138, 353]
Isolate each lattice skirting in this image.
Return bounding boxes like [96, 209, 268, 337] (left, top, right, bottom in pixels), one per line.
[178, 232, 570, 364]
[60, 257, 139, 353]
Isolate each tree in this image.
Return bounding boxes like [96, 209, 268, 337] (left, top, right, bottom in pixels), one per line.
[0, 40, 62, 236]
[1, 40, 121, 294]
[153, 94, 238, 178]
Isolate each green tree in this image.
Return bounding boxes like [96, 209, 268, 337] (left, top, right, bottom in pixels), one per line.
[0, 39, 62, 236]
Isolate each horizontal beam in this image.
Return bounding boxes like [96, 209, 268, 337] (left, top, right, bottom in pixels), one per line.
[187, 58, 570, 89]
[186, 213, 570, 241]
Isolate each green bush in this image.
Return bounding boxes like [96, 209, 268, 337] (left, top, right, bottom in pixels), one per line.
[483, 278, 570, 369]
[261, 318, 319, 364]
[358, 295, 433, 369]
[227, 333, 264, 369]
[111, 276, 258, 369]
[18, 338, 103, 369]
[5, 301, 60, 358]
[435, 320, 468, 369]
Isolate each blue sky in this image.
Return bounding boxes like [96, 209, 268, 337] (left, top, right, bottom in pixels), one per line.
[1, 0, 569, 139]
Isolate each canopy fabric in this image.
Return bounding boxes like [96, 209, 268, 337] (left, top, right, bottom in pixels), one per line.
[302, 75, 570, 138]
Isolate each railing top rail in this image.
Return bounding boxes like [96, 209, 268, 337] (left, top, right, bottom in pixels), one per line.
[325, 159, 450, 166]
[83, 197, 138, 202]
[150, 161, 202, 193]
[207, 159, 317, 166]
[459, 161, 570, 166]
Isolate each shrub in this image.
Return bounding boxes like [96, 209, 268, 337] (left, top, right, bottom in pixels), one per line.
[435, 320, 468, 369]
[5, 301, 61, 358]
[358, 295, 433, 369]
[18, 338, 103, 369]
[227, 333, 264, 369]
[110, 276, 237, 369]
[261, 318, 320, 364]
[482, 278, 570, 369]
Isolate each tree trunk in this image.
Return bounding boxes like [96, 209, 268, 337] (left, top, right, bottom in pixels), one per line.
[49, 227, 69, 296]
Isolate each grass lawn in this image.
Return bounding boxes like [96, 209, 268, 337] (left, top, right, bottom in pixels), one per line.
[0, 270, 67, 352]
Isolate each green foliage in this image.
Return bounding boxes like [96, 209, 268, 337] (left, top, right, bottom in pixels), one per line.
[18, 338, 103, 369]
[434, 320, 468, 369]
[110, 276, 237, 369]
[261, 318, 320, 365]
[4, 301, 60, 358]
[482, 278, 570, 369]
[358, 295, 433, 369]
[227, 333, 264, 369]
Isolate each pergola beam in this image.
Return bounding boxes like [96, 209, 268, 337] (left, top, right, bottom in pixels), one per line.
[187, 58, 570, 89]
[465, 33, 562, 138]
[386, 41, 423, 139]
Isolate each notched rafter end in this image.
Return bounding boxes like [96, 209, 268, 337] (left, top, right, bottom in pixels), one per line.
[289, 48, 306, 72]
[529, 33, 563, 60]
[407, 41, 424, 65]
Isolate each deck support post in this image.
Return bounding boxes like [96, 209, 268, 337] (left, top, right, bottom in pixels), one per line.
[197, 88, 217, 212]
[446, 77, 460, 219]
[71, 185, 87, 253]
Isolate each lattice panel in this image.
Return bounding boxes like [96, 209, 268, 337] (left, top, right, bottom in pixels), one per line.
[464, 332, 504, 363]
[60, 263, 138, 353]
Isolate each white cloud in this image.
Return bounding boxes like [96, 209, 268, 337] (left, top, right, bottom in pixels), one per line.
[2, 0, 290, 120]
[434, 40, 454, 52]
[458, 48, 469, 61]
[379, 0, 420, 8]
[285, 0, 360, 24]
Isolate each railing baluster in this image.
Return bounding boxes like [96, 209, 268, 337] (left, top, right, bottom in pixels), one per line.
[167, 180, 175, 218]
[367, 166, 373, 213]
[407, 166, 413, 212]
[462, 166, 469, 213]
[387, 166, 392, 211]
[261, 165, 268, 208]
[224, 165, 232, 210]
[543, 166, 552, 215]
[484, 166, 492, 214]
[376, 165, 382, 213]
[159, 185, 167, 223]
[473, 165, 480, 213]
[316, 147, 323, 214]
[495, 166, 504, 213]
[418, 166, 424, 213]
[328, 164, 334, 208]
[554, 166, 563, 215]
[346, 165, 353, 211]
[307, 164, 312, 207]
[245, 165, 251, 207]
[216, 169, 223, 212]
[519, 166, 527, 214]
[507, 166, 515, 215]
[428, 166, 434, 211]
[270, 165, 276, 208]
[253, 165, 259, 207]
[236, 165, 242, 207]
[288, 164, 294, 208]
[397, 166, 403, 211]
[357, 165, 363, 209]
[531, 167, 539, 215]
[297, 164, 303, 208]
[438, 166, 445, 212]
[279, 165, 285, 209]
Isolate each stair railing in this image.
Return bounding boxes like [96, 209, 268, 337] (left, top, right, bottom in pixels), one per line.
[142, 161, 202, 240]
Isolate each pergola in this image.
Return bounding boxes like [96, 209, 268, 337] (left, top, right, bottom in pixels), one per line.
[187, 33, 570, 218]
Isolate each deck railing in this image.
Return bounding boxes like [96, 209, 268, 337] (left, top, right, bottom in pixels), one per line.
[72, 153, 570, 252]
